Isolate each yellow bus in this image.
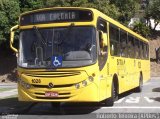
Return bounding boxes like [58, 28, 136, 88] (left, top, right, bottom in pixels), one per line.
[10, 7, 150, 106]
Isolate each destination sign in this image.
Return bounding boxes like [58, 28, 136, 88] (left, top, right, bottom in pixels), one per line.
[20, 9, 93, 26]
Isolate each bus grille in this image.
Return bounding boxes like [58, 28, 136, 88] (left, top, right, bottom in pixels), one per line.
[32, 84, 74, 88]
[24, 70, 81, 78]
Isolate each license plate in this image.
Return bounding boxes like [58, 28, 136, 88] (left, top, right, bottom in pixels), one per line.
[45, 91, 58, 97]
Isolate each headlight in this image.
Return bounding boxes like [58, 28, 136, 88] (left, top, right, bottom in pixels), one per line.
[75, 83, 80, 89]
[88, 76, 94, 82]
[75, 76, 94, 89]
[82, 80, 87, 86]
[19, 79, 31, 89]
[25, 83, 31, 89]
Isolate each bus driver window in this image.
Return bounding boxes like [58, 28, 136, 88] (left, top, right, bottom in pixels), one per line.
[99, 31, 107, 55]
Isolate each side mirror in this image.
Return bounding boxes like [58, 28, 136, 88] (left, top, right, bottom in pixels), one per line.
[10, 25, 19, 53]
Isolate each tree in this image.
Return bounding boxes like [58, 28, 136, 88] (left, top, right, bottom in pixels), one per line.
[145, 0, 160, 31]
[109, 0, 140, 25]
[44, 0, 120, 20]
[0, 0, 20, 46]
[132, 21, 150, 37]
[19, 0, 45, 12]
[0, 0, 9, 7]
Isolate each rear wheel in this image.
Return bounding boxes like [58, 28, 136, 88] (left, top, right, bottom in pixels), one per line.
[135, 74, 143, 92]
[105, 81, 118, 106]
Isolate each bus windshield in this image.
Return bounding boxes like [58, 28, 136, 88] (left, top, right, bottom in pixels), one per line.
[18, 26, 97, 68]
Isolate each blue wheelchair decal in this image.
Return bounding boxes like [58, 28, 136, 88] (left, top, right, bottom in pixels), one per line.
[51, 56, 62, 67]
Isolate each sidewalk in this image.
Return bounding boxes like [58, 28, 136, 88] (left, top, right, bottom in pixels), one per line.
[151, 77, 160, 80]
[0, 89, 17, 99]
[0, 83, 17, 99]
[0, 83, 17, 87]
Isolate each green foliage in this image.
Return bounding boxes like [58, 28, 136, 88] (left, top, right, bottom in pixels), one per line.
[109, 0, 140, 25]
[131, 0, 160, 36]
[19, 0, 44, 12]
[0, 0, 20, 42]
[132, 21, 150, 37]
[44, 0, 120, 20]
[145, 0, 160, 31]
[86, 0, 120, 20]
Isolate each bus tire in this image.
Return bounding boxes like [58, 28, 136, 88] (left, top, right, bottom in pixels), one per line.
[135, 74, 143, 92]
[105, 81, 118, 106]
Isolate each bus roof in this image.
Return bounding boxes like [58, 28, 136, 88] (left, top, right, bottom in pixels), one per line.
[20, 7, 93, 16]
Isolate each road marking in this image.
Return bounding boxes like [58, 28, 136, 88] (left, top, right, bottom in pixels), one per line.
[114, 98, 125, 103]
[115, 97, 155, 104]
[101, 107, 160, 109]
[125, 97, 140, 103]
[144, 97, 154, 103]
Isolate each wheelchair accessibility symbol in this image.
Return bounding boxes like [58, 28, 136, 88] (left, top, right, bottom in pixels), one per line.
[51, 56, 62, 67]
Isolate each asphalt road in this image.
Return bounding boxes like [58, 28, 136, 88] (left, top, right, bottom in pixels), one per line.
[0, 77, 160, 119]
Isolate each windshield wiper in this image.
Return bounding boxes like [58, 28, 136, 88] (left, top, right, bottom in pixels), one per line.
[33, 26, 47, 46]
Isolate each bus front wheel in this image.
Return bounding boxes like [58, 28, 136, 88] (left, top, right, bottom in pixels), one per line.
[105, 81, 118, 106]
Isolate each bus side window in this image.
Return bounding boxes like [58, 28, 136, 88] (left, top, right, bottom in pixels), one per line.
[97, 18, 108, 70]
[128, 34, 135, 58]
[139, 41, 144, 59]
[146, 44, 149, 59]
[97, 18, 107, 54]
[143, 43, 147, 59]
[135, 38, 139, 59]
[97, 18, 107, 33]
[109, 24, 120, 56]
[120, 29, 127, 57]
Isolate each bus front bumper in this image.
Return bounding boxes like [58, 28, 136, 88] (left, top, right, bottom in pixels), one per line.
[18, 82, 99, 102]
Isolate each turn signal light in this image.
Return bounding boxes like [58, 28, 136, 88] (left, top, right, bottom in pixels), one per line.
[88, 76, 94, 82]
[82, 80, 87, 86]
[75, 84, 80, 89]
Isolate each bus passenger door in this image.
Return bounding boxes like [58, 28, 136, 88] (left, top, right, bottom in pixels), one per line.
[98, 30, 108, 100]
[97, 18, 108, 100]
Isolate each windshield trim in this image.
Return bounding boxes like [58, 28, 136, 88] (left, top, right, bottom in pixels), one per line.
[18, 25, 98, 69]
[17, 60, 97, 69]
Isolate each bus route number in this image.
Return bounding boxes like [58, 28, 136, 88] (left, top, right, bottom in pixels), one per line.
[117, 59, 125, 65]
[32, 79, 41, 83]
